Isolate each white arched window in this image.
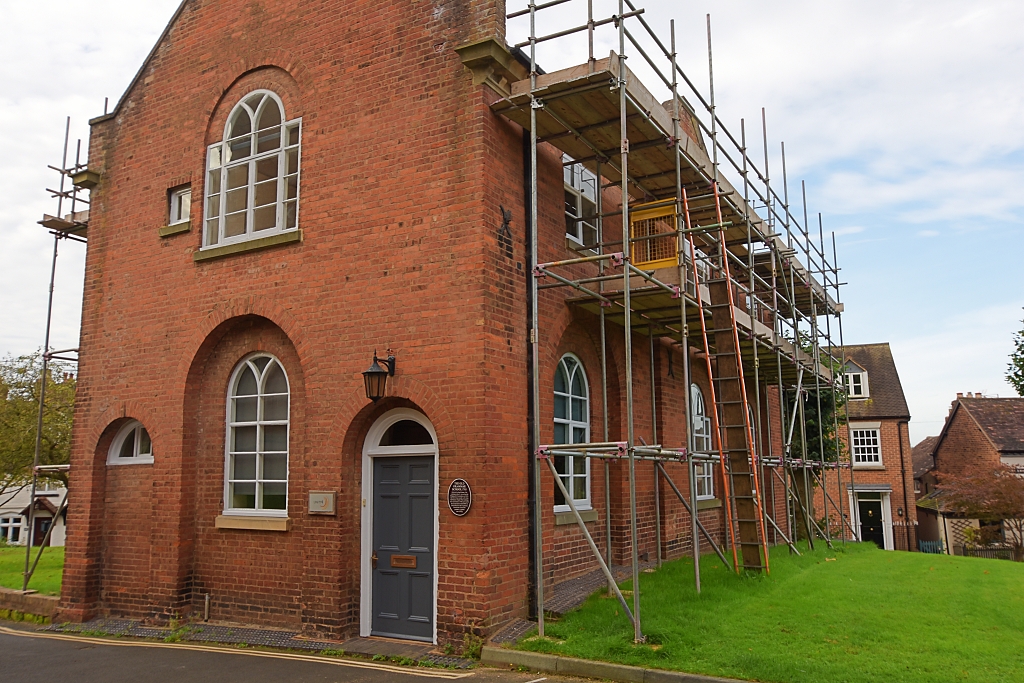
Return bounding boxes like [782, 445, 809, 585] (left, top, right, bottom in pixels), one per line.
[107, 420, 154, 465]
[225, 354, 290, 515]
[690, 384, 714, 500]
[554, 355, 590, 510]
[203, 90, 301, 248]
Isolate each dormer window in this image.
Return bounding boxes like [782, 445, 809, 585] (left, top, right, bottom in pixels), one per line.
[845, 362, 869, 399]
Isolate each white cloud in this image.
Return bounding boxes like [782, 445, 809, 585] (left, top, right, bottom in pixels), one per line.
[917, 230, 939, 238]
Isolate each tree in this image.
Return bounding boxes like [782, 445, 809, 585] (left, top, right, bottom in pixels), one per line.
[0, 352, 76, 506]
[1008, 311, 1024, 396]
[938, 465, 1024, 561]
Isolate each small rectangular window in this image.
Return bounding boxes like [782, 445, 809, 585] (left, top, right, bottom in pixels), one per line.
[169, 186, 192, 225]
[851, 428, 882, 466]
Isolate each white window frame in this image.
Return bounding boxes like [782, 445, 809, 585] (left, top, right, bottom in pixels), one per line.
[203, 90, 301, 249]
[224, 353, 291, 517]
[850, 423, 882, 468]
[845, 370, 868, 398]
[169, 186, 192, 226]
[563, 155, 598, 247]
[107, 420, 154, 465]
[0, 516, 25, 544]
[553, 354, 591, 512]
[690, 384, 715, 500]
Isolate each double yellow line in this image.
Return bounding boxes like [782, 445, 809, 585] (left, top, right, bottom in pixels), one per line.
[0, 625, 472, 679]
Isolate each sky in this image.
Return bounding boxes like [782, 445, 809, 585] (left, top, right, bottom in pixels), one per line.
[1, 1, 1022, 444]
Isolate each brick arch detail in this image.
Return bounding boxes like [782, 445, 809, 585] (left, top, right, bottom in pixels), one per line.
[336, 374, 459, 462]
[176, 295, 318, 392]
[201, 52, 314, 146]
[85, 401, 164, 461]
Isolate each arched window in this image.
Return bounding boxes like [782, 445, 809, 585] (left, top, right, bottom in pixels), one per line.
[554, 355, 590, 510]
[225, 354, 290, 514]
[690, 384, 714, 500]
[107, 420, 154, 465]
[203, 91, 301, 248]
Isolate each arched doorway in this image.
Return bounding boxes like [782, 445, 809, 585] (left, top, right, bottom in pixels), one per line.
[360, 408, 439, 643]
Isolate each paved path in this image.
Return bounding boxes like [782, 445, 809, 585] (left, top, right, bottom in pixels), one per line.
[0, 625, 574, 683]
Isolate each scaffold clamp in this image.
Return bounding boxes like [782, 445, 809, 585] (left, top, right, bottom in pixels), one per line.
[670, 285, 681, 299]
[533, 266, 546, 279]
[535, 447, 551, 460]
[610, 252, 624, 267]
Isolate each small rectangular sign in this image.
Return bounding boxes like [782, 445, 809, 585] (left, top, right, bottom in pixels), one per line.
[390, 555, 417, 569]
[308, 491, 336, 515]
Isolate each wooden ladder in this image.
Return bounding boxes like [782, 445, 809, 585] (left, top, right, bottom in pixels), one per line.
[682, 182, 771, 573]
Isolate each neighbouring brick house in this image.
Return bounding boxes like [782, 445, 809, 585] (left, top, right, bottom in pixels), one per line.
[915, 395, 1024, 554]
[56, 0, 826, 645]
[826, 343, 917, 550]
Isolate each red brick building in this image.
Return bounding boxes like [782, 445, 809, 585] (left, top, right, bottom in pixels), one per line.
[915, 395, 1024, 553]
[827, 343, 917, 550]
[57, 0, 839, 644]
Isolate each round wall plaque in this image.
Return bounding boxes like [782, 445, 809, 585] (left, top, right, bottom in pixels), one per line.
[447, 479, 472, 517]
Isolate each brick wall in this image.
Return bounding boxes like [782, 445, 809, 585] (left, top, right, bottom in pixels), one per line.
[59, 0, 787, 642]
[826, 417, 917, 547]
[933, 406, 1001, 477]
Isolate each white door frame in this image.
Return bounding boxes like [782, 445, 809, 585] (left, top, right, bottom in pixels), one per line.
[848, 489, 894, 551]
[360, 408, 440, 643]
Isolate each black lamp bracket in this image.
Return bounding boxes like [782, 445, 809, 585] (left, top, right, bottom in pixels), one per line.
[374, 349, 396, 376]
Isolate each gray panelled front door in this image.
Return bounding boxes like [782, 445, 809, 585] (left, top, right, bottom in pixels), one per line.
[371, 456, 434, 641]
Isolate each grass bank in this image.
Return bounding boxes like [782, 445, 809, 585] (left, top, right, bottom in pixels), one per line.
[0, 546, 63, 595]
[517, 543, 1024, 683]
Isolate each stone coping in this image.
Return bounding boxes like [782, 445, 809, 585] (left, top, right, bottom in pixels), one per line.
[481, 645, 744, 683]
[0, 586, 59, 621]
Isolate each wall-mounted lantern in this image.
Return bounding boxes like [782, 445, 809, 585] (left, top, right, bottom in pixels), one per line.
[362, 350, 396, 402]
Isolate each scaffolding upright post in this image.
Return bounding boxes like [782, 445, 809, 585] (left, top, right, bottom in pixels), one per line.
[23, 118, 73, 592]
[618, 0, 643, 643]
[597, 157, 614, 584]
[670, 19, 701, 593]
[527, 0, 544, 638]
[803, 181, 832, 545]
[651, 327, 662, 567]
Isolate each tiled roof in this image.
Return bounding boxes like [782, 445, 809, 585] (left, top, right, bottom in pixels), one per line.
[959, 398, 1024, 454]
[843, 343, 911, 420]
[912, 435, 938, 478]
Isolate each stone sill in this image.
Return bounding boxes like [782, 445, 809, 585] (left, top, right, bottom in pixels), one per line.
[215, 515, 290, 532]
[159, 222, 191, 238]
[554, 508, 598, 526]
[194, 229, 301, 262]
[853, 465, 885, 471]
[696, 497, 722, 510]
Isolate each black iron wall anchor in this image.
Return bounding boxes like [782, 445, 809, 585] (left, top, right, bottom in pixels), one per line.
[498, 204, 514, 259]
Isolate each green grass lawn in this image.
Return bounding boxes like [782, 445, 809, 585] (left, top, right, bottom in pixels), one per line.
[0, 546, 63, 596]
[517, 543, 1024, 683]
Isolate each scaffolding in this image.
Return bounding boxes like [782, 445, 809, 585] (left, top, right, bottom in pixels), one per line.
[501, 1, 855, 642]
[20, 118, 88, 591]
